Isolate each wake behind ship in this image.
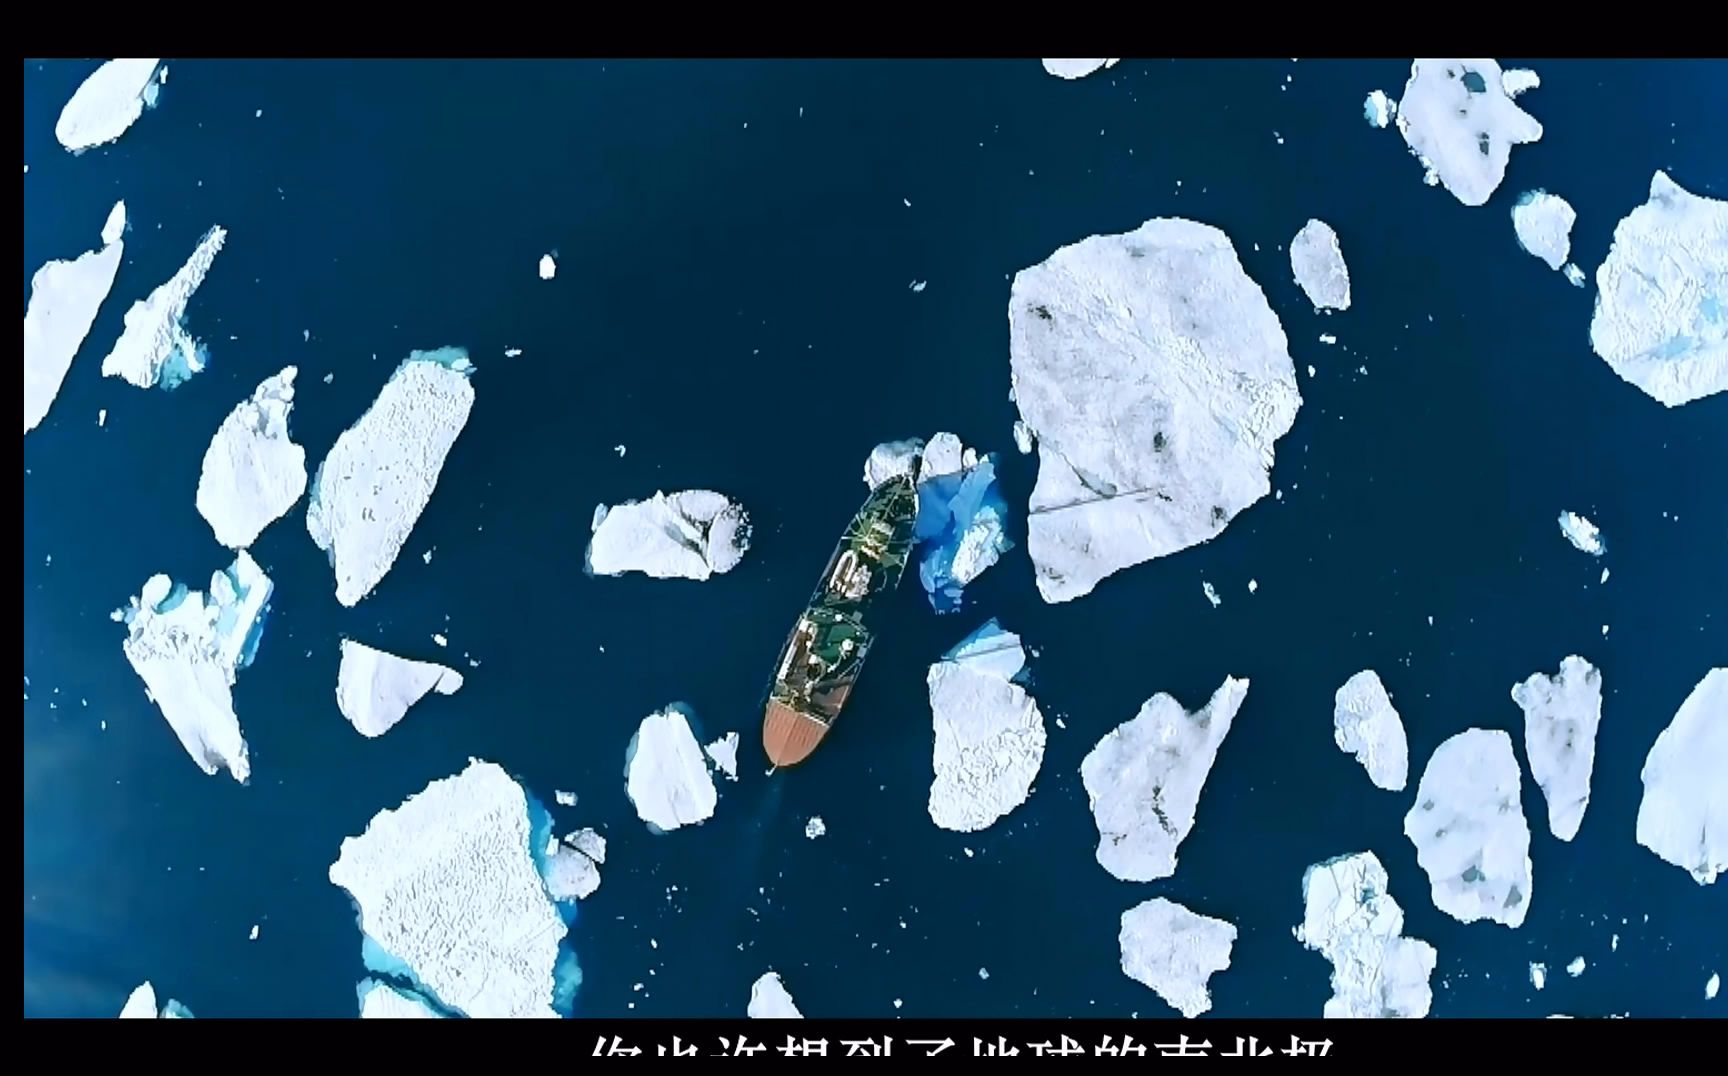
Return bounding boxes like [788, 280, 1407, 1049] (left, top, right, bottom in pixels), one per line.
[762, 474, 920, 769]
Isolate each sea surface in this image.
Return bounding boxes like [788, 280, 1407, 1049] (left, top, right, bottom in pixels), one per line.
[22, 58, 1727, 1019]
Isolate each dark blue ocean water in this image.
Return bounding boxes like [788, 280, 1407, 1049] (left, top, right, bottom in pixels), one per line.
[22, 58, 1726, 1020]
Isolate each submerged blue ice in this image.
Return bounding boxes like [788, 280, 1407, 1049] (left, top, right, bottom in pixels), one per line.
[940, 616, 1032, 684]
[913, 453, 1013, 613]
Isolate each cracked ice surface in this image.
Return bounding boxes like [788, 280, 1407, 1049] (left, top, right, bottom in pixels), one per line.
[1009, 218, 1301, 603]
[1332, 670, 1409, 792]
[586, 490, 751, 581]
[197, 367, 307, 550]
[307, 348, 475, 606]
[1290, 219, 1352, 311]
[1403, 729, 1533, 927]
[328, 759, 569, 1018]
[1511, 190, 1577, 272]
[926, 619, 1046, 833]
[1081, 677, 1249, 881]
[1635, 668, 1726, 885]
[335, 639, 464, 739]
[625, 706, 717, 832]
[101, 226, 225, 390]
[1295, 852, 1436, 1018]
[1042, 59, 1119, 80]
[1392, 59, 1542, 207]
[56, 59, 162, 152]
[23, 201, 126, 434]
[748, 972, 802, 1018]
[1512, 656, 1603, 842]
[1119, 897, 1236, 1019]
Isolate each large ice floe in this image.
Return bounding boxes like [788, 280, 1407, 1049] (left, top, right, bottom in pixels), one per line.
[864, 432, 1012, 612]
[1403, 728, 1533, 927]
[196, 367, 307, 550]
[1295, 852, 1436, 1018]
[23, 201, 127, 435]
[1332, 670, 1409, 792]
[1587, 172, 1727, 407]
[585, 491, 751, 581]
[1511, 190, 1579, 274]
[1042, 59, 1119, 80]
[306, 348, 475, 606]
[1118, 897, 1236, 1019]
[1511, 656, 1603, 842]
[118, 981, 193, 1018]
[926, 619, 1046, 833]
[55, 59, 162, 152]
[1008, 218, 1301, 603]
[1289, 219, 1352, 312]
[747, 972, 803, 1018]
[335, 639, 464, 738]
[624, 705, 718, 833]
[115, 551, 271, 784]
[1635, 668, 1726, 885]
[328, 758, 578, 1019]
[542, 828, 605, 902]
[100, 226, 225, 390]
[1390, 59, 1542, 207]
[1558, 510, 1605, 556]
[358, 978, 444, 1018]
[1081, 677, 1248, 882]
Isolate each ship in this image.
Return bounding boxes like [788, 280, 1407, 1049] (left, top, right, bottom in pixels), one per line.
[762, 472, 921, 769]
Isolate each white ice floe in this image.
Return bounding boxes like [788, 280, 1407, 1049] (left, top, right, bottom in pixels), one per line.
[1502, 69, 1540, 97]
[554, 790, 576, 807]
[1081, 677, 1249, 881]
[1332, 670, 1409, 792]
[23, 201, 127, 434]
[306, 348, 476, 606]
[1203, 581, 1221, 608]
[538, 254, 556, 279]
[358, 979, 443, 1018]
[863, 438, 924, 489]
[565, 827, 606, 864]
[328, 759, 569, 1018]
[926, 619, 1046, 833]
[118, 981, 192, 1018]
[804, 816, 826, 839]
[1041, 59, 1120, 80]
[1566, 957, 1586, 977]
[1290, 219, 1352, 311]
[586, 491, 751, 581]
[101, 226, 226, 390]
[1530, 962, 1547, 990]
[1588, 172, 1727, 407]
[1012, 420, 1034, 454]
[55, 58, 162, 152]
[705, 732, 741, 780]
[1511, 656, 1603, 842]
[1511, 190, 1577, 272]
[117, 551, 271, 783]
[196, 367, 307, 550]
[1707, 972, 1720, 1000]
[1009, 218, 1301, 603]
[542, 830, 603, 902]
[1557, 510, 1605, 556]
[1295, 852, 1436, 1018]
[335, 639, 464, 739]
[1392, 59, 1542, 207]
[748, 972, 802, 1018]
[1118, 897, 1236, 1019]
[1363, 90, 1396, 128]
[1564, 264, 1586, 287]
[1635, 668, 1727, 885]
[1403, 728, 1533, 927]
[625, 706, 718, 832]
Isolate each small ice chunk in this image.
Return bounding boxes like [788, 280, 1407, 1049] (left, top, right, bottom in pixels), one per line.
[863, 437, 925, 489]
[1332, 670, 1410, 792]
[431, 633, 448, 647]
[504, 347, 523, 358]
[1501, 69, 1541, 97]
[1558, 511, 1605, 556]
[1295, 852, 1436, 1018]
[1511, 656, 1603, 841]
[927, 619, 1046, 833]
[117, 552, 271, 783]
[1319, 333, 1337, 345]
[1563, 263, 1586, 287]
[1118, 897, 1236, 1019]
[196, 367, 308, 550]
[1081, 677, 1249, 881]
[1707, 972, 1720, 1000]
[101, 226, 226, 390]
[98, 409, 107, 427]
[1011, 420, 1034, 454]
[118, 981, 192, 1018]
[1041, 59, 1120, 80]
[1530, 962, 1547, 990]
[1511, 190, 1577, 271]
[1247, 578, 1258, 593]
[358, 979, 443, 1018]
[306, 348, 476, 606]
[1289, 219, 1352, 311]
[1363, 89, 1396, 128]
[1403, 728, 1534, 927]
[586, 491, 752, 581]
[55, 59, 162, 152]
[804, 816, 826, 839]
[1566, 956, 1586, 977]
[249, 924, 259, 941]
[625, 706, 718, 832]
[538, 254, 556, 279]
[542, 837, 603, 902]
[335, 639, 464, 739]
[1588, 172, 1727, 407]
[554, 790, 576, 807]
[705, 731, 740, 780]
[748, 972, 802, 1018]
[1635, 668, 1727, 885]
[1393, 60, 1542, 207]
[910, 280, 927, 293]
[23, 200, 127, 434]
[1203, 581, 1221, 607]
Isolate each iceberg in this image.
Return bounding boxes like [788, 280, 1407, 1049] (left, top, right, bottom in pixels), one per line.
[539, 254, 556, 280]
[306, 348, 476, 606]
[748, 972, 802, 1018]
[625, 706, 718, 832]
[23, 201, 127, 434]
[542, 833, 603, 902]
[1290, 219, 1352, 311]
[1008, 218, 1301, 603]
[1708, 972, 1720, 1001]
[1080, 677, 1249, 882]
[926, 619, 1046, 833]
[586, 490, 751, 581]
[1635, 668, 1726, 885]
[865, 432, 1012, 612]
[1558, 511, 1605, 556]
[1530, 962, 1547, 990]
[705, 732, 740, 780]
[335, 639, 464, 739]
[863, 438, 924, 488]
[1587, 172, 1726, 407]
[1511, 190, 1577, 272]
[1041, 59, 1119, 80]
[101, 226, 226, 390]
[1511, 656, 1603, 841]
[327, 759, 572, 1018]
[1118, 897, 1236, 1019]
[196, 367, 308, 550]
[358, 979, 444, 1018]
[1392, 59, 1542, 207]
[118, 981, 192, 1018]
[1363, 89, 1396, 128]
[1332, 670, 1409, 792]
[55, 58, 162, 152]
[116, 551, 272, 784]
[1403, 728, 1533, 927]
[1294, 852, 1436, 1019]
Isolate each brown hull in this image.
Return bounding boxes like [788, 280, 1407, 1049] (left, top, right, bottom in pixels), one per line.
[762, 700, 830, 768]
